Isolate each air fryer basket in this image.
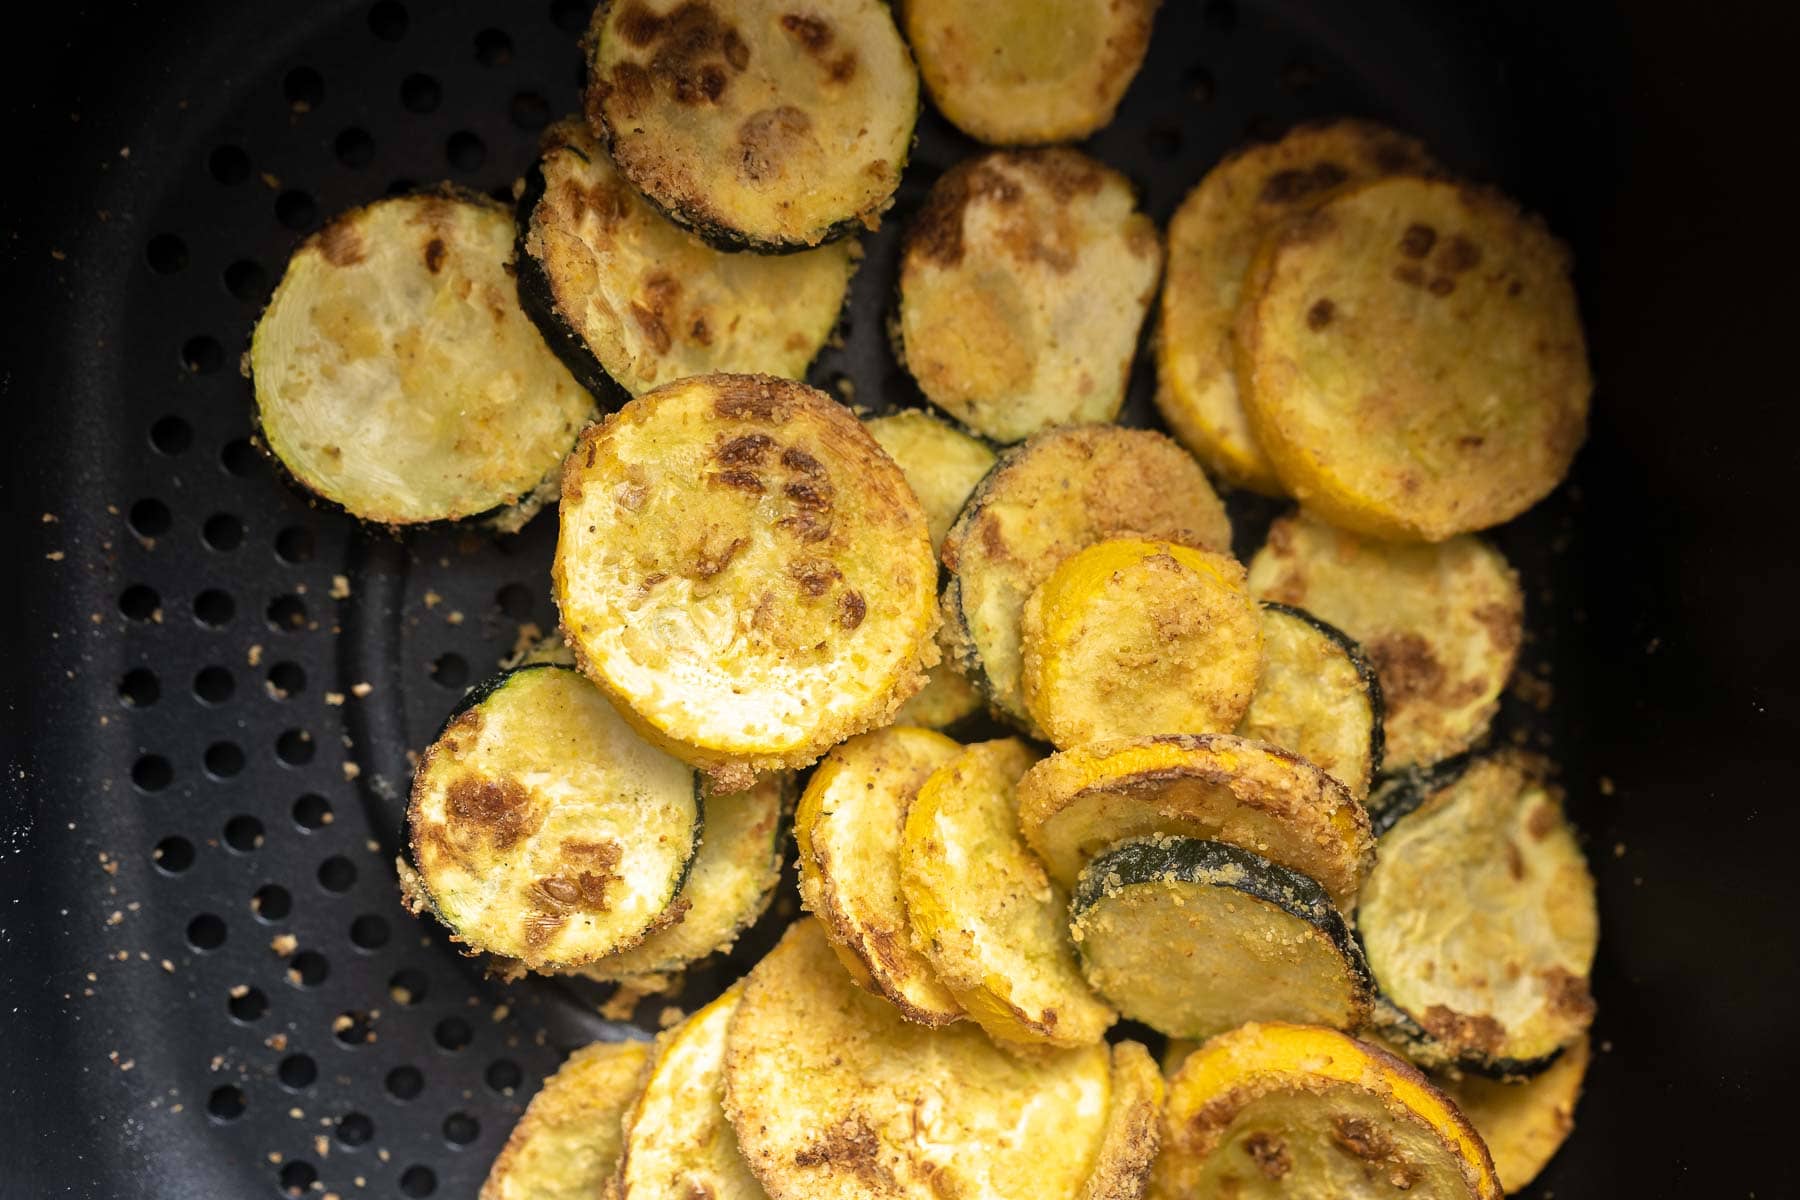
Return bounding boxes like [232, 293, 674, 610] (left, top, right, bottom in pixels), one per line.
[4, 1, 1795, 1197]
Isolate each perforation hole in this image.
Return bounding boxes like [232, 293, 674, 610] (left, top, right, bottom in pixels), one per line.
[278, 1053, 317, 1090]
[221, 438, 261, 476]
[389, 968, 428, 1006]
[207, 1084, 246, 1120]
[446, 130, 486, 173]
[318, 855, 357, 892]
[194, 666, 235, 704]
[1185, 63, 1216, 105]
[276, 190, 319, 231]
[223, 813, 263, 850]
[205, 741, 247, 780]
[400, 1165, 437, 1197]
[289, 951, 330, 987]
[443, 1111, 479, 1146]
[334, 1010, 374, 1046]
[202, 512, 244, 551]
[274, 526, 316, 563]
[153, 835, 195, 874]
[267, 661, 306, 699]
[133, 754, 174, 793]
[433, 1016, 472, 1052]
[209, 144, 250, 184]
[120, 584, 160, 621]
[484, 1059, 521, 1093]
[146, 233, 188, 274]
[119, 668, 160, 708]
[228, 986, 269, 1022]
[187, 912, 227, 950]
[1282, 55, 1322, 92]
[386, 1065, 424, 1101]
[293, 794, 332, 831]
[430, 653, 468, 689]
[277, 729, 316, 765]
[336, 126, 375, 168]
[509, 91, 550, 130]
[1203, 0, 1238, 32]
[284, 66, 324, 113]
[475, 28, 513, 65]
[495, 583, 533, 619]
[550, 0, 587, 34]
[369, 0, 408, 40]
[337, 1111, 375, 1148]
[150, 415, 193, 455]
[252, 883, 292, 922]
[194, 589, 236, 627]
[267, 594, 308, 630]
[350, 914, 390, 950]
[181, 335, 224, 374]
[130, 498, 172, 537]
[223, 259, 270, 304]
[278, 1161, 317, 1196]
[401, 73, 441, 113]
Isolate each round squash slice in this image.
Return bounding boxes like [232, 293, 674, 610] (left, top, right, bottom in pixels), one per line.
[586, 0, 918, 250]
[554, 374, 940, 791]
[901, 0, 1158, 145]
[795, 725, 966, 1025]
[1436, 1035, 1588, 1193]
[1083, 1040, 1165, 1200]
[942, 425, 1232, 732]
[479, 1039, 649, 1200]
[1236, 175, 1590, 540]
[1155, 120, 1434, 493]
[517, 116, 856, 401]
[406, 665, 701, 971]
[1022, 537, 1263, 748]
[251, 189, 595, 530]
[1237, 602, 1385, 801]
[1357, 754, 1598, 1077]
[901, 739, 1115, 1047]
[1247, 513, 1521, 775]
[722, 919, 1121, 1200]
[898, 148, 1163, 444]
[1156, 1022, 1501, 1199]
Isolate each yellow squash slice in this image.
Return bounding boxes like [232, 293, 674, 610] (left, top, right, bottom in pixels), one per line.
[1156, 1022, 1501, 1198]
[1438, 1036, 1588, 1193]
[480, 1039, 649, 1200]
[795, 726, 966, 1025]
[722, 919, 1122, 1200]
[1237, 602, 1384, 800]
[942, 425, 1232, 731]
[899, 149, 1163, 444]
[1155, 120, 1434, 493]
[555, 374, 940, 791]
[1022, 537, 1264, 748]
[1083, 1040, 1166, 1200]
[901, 0, 1159, 145]
[1247, 513, 1521, 773]
[1016, 733, 1374, 909]
[901, 738, 1114, 1047]
[1236, 175, 1590, 540]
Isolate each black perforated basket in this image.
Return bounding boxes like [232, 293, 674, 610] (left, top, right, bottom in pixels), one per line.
[5, 2, 1797, 1198]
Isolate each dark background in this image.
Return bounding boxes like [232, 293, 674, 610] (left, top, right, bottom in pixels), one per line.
[4, 1, 1797, 1197]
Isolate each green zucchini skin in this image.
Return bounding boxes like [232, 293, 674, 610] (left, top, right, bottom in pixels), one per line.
[1371, 999, 1565, 1084]
[1259, 600, 1387, 782]
[512, 158, 634, 410]
[1367, 751, 1474, 837]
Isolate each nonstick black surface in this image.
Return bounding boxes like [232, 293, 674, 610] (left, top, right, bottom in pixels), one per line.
[4, 1, 1797, 1197]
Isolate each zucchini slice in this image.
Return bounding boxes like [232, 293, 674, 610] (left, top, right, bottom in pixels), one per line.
[1154, 120, 1435, 494]
[1156, 1022, 1501, 1199]
[1016, 733, 1374, 910]
[898, 149, 1163, 444]
[941, 425, 1232, 731]
[722, 918, 1117, 1200]
[1247, 513, 1522, 774]
[901, 0, 1157, 145]
[554, 374, 940, 791]
[1436, 1035, 1588, 1194]
[617, 984, 765, 1200]
[1083, 1040, 1165, 1200]
[1357, 754, 1598, 1077]
[1022, 536, 1264, 749]
[794, 726, 966, 1025]
[251, 189, 595, 530]
[577, 771, 789, 980]
[1070, 837, 1373, 1040]
[1236, 175, 1590, 541]
[865, 410, 998, 730]
[1237, 601, 1384, 801]
[479, 1038, 649, 1200]
[518, 116, 857, 402]
[901, 738, 1115, 1047]
[407, 664, 700, 971]
[586, 0, 918, 251]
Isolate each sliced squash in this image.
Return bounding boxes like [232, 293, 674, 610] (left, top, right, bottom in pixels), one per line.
[1082, 1040, 1165, 1200]
[479, 1039, 649, 1200]
[555, 374, 940, 791]
[901, 739, 1115, 1047]
[1016, 733, 1374, 909]
[1022, 537, 1263, 748]
[1247, 513, 1521, 773]
[1438, 1036, 1589, 1193]
[795, 726, 966, 1025]
[1358, 754, 1598, 1077]
[1156, 1022, 1501, 1198]
[942, 425, 1231, 731]
[406, 665, 700, 971]
[1237, 602, 1384, 800]
[722, 918, 1117, 1200]
[1071, 836, 1373, 1040]
[1236, 175, 1590, 540]
[898, 149, 1162, 444]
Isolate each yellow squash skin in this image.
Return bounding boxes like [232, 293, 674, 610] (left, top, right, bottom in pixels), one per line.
[1022, 537, 1264, 748]
[1156, 1022, 1501, 1199]
[554, 374, 940, 791]
[480, 1040, 649, 1200]
[901, 739, 1116, 1048]
[1154, 120, 1434, 493]
[1236, 175, 1590, 541]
